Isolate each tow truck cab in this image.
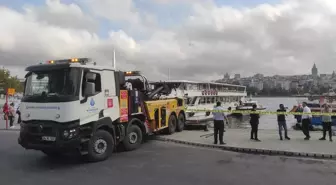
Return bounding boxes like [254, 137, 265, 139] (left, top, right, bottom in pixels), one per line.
[18, 58, 185, 162]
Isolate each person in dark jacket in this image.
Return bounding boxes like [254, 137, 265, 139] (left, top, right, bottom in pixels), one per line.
[250, 104, 260, 141]
[277, 104, 290, 140]
[16, 105, 21, 123]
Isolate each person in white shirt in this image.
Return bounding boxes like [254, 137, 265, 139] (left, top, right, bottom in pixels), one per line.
[301, 102, 312, 140]
[212, 102, 229, 144]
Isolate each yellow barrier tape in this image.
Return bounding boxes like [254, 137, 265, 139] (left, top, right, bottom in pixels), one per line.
[185, 108, 336, 116]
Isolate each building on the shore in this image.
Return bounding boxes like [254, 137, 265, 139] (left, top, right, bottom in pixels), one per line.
[224, 73, 230, 80]
[290, 81, 299, 89]
[250, 79, 263, 90]
[312, 63, 318, 77]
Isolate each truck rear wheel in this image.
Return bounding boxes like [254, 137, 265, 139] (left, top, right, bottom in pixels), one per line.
[176, 113, 185, 132]
[87, 129, 114, 162]
[167, 115, 177, 134]
[123, 124, 143, 151]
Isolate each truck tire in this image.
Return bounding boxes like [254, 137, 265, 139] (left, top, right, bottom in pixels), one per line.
[123, 124, 143, 151]
[87, 129, 114, 162]
[167, 115, 177, 134]
[176, 113, 185, 132]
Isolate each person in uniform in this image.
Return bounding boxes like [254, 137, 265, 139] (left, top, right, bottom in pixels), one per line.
[250, 104, 260, 141]
[212, 101, 228, 144]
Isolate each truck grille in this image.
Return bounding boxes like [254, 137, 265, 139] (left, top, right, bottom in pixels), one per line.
[24, 121, 58, 136]
[28, 126, 53, 135]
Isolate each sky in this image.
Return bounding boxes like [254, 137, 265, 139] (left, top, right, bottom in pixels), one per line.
[1, 0, 336, 81]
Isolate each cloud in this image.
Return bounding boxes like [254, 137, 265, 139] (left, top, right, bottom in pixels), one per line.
[150, 0, 205, 4]
[23, 0, 98, 32]
[83, 0, 139, 23]
[172, 0, 336, 79]
[0, 2, 138, 74]
[1, 0, 336, 81]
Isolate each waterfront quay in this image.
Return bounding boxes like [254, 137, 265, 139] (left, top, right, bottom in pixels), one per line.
[157, 129, 336, 159]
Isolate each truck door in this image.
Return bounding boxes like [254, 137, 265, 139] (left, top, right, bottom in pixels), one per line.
[79, 69, 105, 125]
[101, 70, 120, 122]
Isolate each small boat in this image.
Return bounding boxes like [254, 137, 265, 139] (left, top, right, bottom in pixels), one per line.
[229, 96, 266, 120]
[235, 95, 266, 111]
[235, 100, 266, 111]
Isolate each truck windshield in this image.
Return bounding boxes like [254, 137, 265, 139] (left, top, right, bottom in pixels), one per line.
[22, 68, 81, 102]
[125, 75, 147, 91]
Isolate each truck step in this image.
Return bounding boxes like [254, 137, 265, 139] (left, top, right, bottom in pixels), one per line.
[81, 138, 90, 142]
[80, 151, 88, 155]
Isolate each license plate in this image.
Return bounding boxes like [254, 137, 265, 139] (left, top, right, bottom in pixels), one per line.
[41, 136, 56, 141]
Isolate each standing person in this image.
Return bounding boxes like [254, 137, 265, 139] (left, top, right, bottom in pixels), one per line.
[8, 103, 16, 128]
[2, 102, 9, 120]
[16, 104, 21, 124]
[301, 102, 312, 140]
[277, 104, 290, 140]
[212, 101, 228, 145]
[294, 104, 303, 129]
[319, 104, 333, 142]
[250, 104, 260, 141]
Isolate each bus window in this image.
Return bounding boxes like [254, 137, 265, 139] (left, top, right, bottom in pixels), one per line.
[186, 97, 197, 106]
[207, 97, 211, 104]
[191, 97, 198, 105]
[200, 97, 205, 104]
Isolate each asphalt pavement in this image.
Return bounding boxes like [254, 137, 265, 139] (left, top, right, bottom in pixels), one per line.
[1, 131, 336, 185]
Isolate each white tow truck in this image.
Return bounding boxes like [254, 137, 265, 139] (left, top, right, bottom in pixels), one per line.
[18, 58, 186, 162]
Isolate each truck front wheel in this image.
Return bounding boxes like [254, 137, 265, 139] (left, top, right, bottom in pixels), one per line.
[122, 124, 143, 151]
[87, 130, 114, 162]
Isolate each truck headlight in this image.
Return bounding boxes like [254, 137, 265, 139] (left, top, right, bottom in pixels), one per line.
[63, 130, 69, 138]
[62, 128, 79, 139]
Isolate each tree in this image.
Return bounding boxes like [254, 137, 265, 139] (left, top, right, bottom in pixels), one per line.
[0, 68, 24, 94]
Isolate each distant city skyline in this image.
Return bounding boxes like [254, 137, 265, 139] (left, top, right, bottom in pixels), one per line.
[217, 63, 336, 95]
[222, 63, 335, 79]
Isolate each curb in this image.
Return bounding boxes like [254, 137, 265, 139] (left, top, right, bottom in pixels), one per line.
[0, 128, 20, 131]
[155, 137, 336, 160]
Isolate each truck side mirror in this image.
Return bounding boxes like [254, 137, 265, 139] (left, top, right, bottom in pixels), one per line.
[86, 72, 96, 81]
[84, 82, 96, 96]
